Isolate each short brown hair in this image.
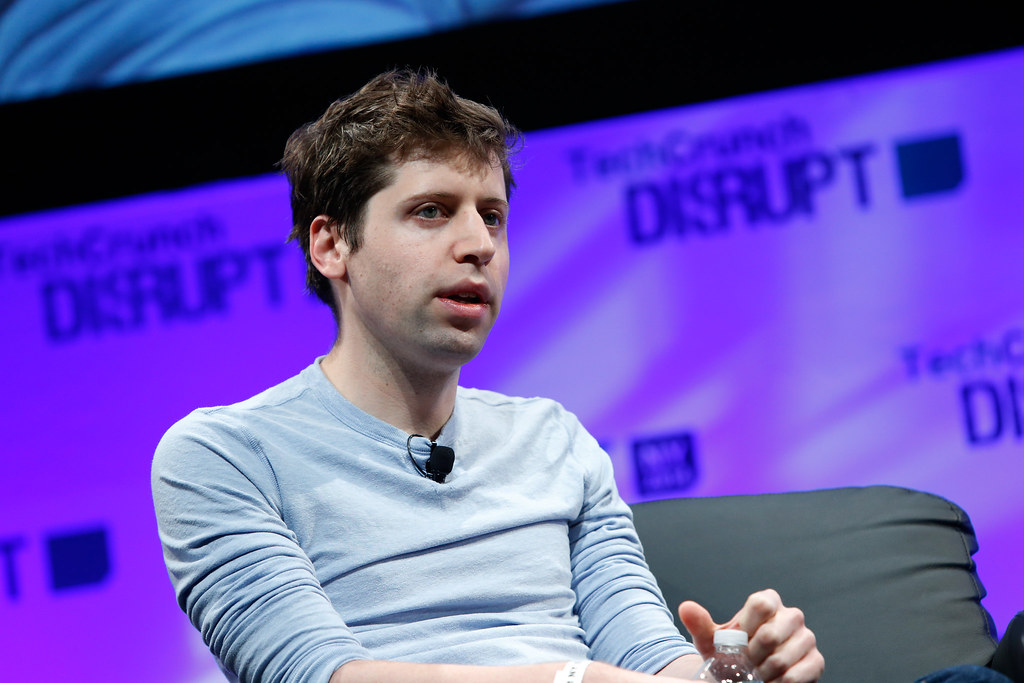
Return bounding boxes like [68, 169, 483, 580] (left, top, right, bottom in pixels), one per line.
[280, 69, 521, 314]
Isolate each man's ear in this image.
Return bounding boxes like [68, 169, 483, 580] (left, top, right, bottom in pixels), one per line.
[309, 215, 348, 280]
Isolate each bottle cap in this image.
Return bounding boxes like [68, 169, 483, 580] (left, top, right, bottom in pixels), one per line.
[713, 629, 749, 647]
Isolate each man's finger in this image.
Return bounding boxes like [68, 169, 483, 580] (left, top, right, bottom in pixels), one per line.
[760, 647, 825, 683]
[678, 600, 722, 657]
[746, 603, 805, 664]
[753, 622, 817, 681]
[734, 588, 783, 636]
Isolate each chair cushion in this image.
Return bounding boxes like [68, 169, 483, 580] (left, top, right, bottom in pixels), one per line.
[630, 486, 998, 682]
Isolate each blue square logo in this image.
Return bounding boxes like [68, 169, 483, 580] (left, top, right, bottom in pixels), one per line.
[895, 134, 964, 198]
[47, 527, 111, 591]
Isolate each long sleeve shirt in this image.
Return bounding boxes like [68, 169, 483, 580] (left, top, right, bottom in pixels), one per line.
[152, 359, 696, 683]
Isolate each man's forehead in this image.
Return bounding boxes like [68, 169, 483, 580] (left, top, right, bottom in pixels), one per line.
[383, 149, 506, 198]
[396, 145, 502, 176]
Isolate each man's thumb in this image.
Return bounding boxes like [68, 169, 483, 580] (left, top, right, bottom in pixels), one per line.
[678, 600, 719, 658]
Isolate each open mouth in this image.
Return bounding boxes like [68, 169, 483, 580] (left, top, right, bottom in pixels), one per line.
[445, 292, 484, 304]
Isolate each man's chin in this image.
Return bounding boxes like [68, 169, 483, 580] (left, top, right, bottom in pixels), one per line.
[427, 330, 491, 367]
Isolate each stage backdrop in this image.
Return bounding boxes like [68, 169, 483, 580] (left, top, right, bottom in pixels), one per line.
[2, 47, 1022, 681]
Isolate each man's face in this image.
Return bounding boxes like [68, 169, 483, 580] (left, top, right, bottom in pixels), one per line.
[337, 152, 510, 375]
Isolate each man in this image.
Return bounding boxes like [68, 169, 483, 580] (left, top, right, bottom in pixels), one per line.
[152, 70, 824, 683]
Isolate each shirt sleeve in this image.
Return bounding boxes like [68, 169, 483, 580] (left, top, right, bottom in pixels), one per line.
[564, 414, 698, 673]
[151, 410, 372, 683]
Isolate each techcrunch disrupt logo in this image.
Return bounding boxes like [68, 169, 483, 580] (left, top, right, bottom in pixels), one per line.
[625, 144, 874, 243]
[1, 213, 294, 342]
[565, 121, 964, 245]
[902, 327, 1024, 447]
[39, 245, 289, 342]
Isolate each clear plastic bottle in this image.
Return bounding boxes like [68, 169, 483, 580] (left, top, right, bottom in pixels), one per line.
[694, 629, 762, 682]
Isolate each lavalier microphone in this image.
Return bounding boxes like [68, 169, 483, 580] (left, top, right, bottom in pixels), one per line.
[406, 434, 455, 483]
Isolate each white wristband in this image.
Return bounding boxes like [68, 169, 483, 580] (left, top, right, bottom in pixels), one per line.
[553, 660, 591, 683]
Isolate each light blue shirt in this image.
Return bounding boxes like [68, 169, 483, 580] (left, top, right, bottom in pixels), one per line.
[152, 359, 695, 683]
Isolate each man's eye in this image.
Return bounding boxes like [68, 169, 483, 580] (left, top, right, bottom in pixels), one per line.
[482, 212, 503, 227]
[417, 205, 442, 219]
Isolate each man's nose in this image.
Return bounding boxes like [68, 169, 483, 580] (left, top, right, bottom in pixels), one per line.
[453, 212, 496, 265]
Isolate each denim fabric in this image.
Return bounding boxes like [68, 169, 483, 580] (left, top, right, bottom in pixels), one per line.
[916, 665, 1014, 683]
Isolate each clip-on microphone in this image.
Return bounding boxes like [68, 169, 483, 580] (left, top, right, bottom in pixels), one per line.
[406, 434, 455, 483]
[425, 445, 455, 483]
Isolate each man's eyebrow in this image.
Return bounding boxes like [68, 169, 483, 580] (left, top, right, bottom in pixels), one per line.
[405, 191, 508, 208]
[480, 197, 510, 209]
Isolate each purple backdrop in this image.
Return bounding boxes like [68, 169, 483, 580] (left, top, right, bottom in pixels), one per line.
[1, 47, 1022, 681]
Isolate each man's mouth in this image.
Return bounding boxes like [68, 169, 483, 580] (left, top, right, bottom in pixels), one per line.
[439, 281, 491, 306]
[445, 292, 484, 304]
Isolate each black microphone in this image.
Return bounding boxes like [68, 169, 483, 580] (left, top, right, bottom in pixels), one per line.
[425, 444, 455, 483]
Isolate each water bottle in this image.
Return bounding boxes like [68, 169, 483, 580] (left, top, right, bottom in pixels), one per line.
[694, 629, 762, 682]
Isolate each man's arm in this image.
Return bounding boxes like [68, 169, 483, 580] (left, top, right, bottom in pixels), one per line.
[152, 413, 369, 682]
[543, 411, 823, 682]
[564, 414, 698, 671]
[655, 654, 705, 679]
[325, 616, 814, 683]
[329, 660, 673, 683]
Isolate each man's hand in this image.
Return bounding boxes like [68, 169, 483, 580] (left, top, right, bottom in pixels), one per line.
[678, 589, 824, 683]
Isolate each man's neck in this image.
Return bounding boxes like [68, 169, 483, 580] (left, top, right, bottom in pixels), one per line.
[319, 343, 459, 440]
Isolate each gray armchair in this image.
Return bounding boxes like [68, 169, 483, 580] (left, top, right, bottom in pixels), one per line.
[631, 486, 1022, 683]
